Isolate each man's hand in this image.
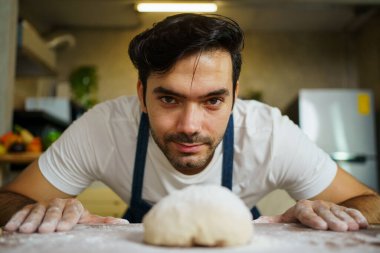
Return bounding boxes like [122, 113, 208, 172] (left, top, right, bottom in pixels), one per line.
[254, 199, 369, 232]
[4, 198, 129, 233]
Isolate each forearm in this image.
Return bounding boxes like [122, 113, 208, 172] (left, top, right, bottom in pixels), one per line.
[0, 190, 36, 226]
[340, 193, 380, 224]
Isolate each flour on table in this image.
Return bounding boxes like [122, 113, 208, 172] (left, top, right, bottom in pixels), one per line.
[143, 185, 254, 247]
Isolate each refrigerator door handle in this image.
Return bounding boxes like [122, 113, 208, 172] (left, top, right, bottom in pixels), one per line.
[330, 152, 368, 163]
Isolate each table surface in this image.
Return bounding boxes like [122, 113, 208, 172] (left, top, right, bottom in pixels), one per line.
[1, 223, 379, 253]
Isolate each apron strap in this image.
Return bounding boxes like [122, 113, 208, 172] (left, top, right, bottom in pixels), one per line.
[221, 114, 234, 189]
[221, 114, 261, 219]
[129, 112, 150, 205]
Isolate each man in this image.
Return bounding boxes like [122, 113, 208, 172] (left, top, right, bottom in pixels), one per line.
[1, 13, 379, 234]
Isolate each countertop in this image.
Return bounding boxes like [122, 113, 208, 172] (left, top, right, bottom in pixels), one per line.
[1, 223, 379, 253]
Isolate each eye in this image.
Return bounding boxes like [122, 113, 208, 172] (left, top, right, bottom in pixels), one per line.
[206, 97, 223, 106]
[160, 96, 177, 104]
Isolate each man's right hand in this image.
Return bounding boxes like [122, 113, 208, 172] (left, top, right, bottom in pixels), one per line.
[4, 198, 129, 233]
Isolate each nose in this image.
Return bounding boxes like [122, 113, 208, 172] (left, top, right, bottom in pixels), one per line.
[176, 103, 202, 135]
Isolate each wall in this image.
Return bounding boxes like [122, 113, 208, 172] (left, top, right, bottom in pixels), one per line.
[13, 77, 56, 109]
[356, 14, 380, 110]
[55, 29, 142, 102]
[241, 31, 357, 110]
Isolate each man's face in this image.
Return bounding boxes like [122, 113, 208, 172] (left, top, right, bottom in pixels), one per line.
[138, 50, 237, 175]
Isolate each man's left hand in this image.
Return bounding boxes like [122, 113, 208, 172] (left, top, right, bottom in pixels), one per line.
[254, 199, 369, 232]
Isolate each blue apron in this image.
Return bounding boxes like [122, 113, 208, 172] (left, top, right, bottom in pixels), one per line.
[123, 113, 260, 223]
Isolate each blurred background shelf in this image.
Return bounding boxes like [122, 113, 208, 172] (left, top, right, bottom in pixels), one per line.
[0, 152, 41, 165]
[14, 110, 69, 134]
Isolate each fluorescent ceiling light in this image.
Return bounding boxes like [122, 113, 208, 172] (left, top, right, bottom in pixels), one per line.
[136, 3, 218, 13]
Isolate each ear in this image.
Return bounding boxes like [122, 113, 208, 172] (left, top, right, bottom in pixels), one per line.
[137, 80, 147, 113]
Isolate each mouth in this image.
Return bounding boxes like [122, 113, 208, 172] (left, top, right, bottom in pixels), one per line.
[173, 142, 204, 153]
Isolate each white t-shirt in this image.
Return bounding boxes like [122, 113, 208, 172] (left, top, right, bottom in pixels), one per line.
[39, 96, 337, 209]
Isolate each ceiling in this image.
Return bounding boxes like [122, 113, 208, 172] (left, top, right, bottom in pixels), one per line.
[19, 0, 380, 35]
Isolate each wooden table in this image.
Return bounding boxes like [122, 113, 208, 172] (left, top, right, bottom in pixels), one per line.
[0, 152, 40, 185]
[0, 223, 379, 253]
[0, 152, 40, 164]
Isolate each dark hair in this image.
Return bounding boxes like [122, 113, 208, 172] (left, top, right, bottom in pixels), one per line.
[128, 13, 244, 104]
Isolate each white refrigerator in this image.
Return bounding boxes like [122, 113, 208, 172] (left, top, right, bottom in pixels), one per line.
[299, 89, 379, 192]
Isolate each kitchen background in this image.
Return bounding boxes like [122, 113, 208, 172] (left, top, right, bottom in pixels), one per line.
[1, 0, 379, 218]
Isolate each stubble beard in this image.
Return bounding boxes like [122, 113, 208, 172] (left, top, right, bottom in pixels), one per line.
[150, 129, 223, 173]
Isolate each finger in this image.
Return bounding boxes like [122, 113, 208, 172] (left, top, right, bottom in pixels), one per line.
[56, 199, 84, 231]
[101, 217, 129, 225]
[331, 206, 359, 231]
[294, 201, 328, 230]
[19, 204, 46, 233]
[4, 205, 34, 232]
[345, 208, 369, 229]
[79, 214, 129, 225]
[253, 215, 283, 224]
[315, 205, 348, 232]
[78, 213, 104, 224]
[38, 198, 66, 233]
[280, 206, 299, 223]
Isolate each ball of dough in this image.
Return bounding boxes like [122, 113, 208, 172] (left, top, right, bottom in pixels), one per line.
[143, 185, 253, 247]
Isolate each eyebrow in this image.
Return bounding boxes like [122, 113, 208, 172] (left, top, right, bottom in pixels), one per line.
[153, 87, 230, 99]
[153, 87, 186, 98]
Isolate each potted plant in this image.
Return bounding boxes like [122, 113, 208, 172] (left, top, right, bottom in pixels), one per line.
[69, 66, 98, 109]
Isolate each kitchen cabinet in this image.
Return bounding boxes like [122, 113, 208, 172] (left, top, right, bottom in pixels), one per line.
[16, 20, 57, 77]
